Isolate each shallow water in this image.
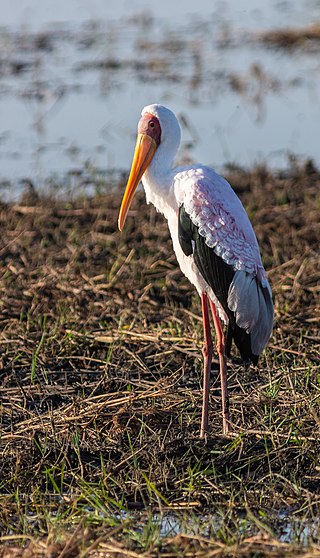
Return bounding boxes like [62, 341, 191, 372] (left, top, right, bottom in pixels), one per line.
[109, 507, 320, 545]
[0, 0, 320, 192]
[23, 497, 319, 546]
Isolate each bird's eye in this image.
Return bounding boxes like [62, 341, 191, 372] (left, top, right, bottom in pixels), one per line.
[149, 121, 155, 128]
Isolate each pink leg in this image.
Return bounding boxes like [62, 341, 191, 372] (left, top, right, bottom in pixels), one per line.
[209, 300, 230, 435]
[200, 292, 213, 438]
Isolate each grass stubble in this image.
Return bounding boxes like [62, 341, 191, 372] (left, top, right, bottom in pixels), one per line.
[0, 161, 319, 557]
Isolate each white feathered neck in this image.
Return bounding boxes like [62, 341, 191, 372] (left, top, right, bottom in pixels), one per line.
[141, 104, 181, 217]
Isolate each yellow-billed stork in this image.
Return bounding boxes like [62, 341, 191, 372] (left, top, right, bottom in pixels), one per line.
[118, 104, 273, 437]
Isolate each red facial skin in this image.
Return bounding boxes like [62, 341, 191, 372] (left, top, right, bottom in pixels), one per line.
[138, 113, 161, 146]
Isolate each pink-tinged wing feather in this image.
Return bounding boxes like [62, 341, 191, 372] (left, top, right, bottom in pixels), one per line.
[174, 165, 268, 285]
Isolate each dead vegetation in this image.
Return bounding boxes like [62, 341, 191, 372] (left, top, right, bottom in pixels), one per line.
[258, 23, 320, 50]
[0, 161, 319, 556]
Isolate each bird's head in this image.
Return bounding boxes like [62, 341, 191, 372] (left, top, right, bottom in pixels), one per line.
[118, 104, 180, 231]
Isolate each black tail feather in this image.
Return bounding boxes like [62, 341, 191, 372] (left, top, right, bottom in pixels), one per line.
[226, 323, 259, 366]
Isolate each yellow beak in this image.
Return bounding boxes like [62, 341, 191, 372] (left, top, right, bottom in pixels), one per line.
[118, 133, 157, 231]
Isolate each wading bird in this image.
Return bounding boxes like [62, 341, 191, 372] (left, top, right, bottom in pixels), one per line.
[118, 104, 273, 437]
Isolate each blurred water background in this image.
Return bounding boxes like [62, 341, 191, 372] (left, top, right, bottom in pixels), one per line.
[1, 0, 320, 195]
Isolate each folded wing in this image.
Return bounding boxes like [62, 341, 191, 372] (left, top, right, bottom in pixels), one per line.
[176, 170, 273, 362]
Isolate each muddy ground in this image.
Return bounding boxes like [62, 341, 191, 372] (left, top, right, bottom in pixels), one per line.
[0, 162, 319, 557]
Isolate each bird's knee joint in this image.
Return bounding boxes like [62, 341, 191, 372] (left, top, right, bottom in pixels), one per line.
[216, 340, 225, 355]
[202, 343, 213, 358]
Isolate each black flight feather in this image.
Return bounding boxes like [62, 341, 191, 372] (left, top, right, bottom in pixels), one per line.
[178, 205, 258, 364]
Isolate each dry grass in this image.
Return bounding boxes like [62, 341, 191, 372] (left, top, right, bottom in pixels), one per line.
[0, 161, 319, 556]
